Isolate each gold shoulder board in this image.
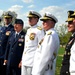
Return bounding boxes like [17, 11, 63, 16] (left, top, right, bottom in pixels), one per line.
[37, 26, 42, 30]
[47, 32, 52, 35]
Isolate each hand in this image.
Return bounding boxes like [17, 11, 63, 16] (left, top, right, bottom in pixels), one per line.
[18, 61, 22, 68]
[3, 60, 7, 65]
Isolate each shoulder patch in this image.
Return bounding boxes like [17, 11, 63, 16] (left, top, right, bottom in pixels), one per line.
[47, 32, 52, 35]
[37, 26, 42, 30]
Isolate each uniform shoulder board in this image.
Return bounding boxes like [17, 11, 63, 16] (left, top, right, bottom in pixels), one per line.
[37, 26, 42, 30]
[47, 32, 52, 35]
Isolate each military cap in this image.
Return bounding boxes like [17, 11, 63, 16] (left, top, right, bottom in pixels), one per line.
[27, 10, 41, 18]
[66, 10, 74, 22]
[66, 18, 74, 22]
[15, 19, 24, 26]
[3, 11, 14, 18]
[40, 12, 58, 23]
[71, 11, 75, 17]
[67, 10, 74, 18]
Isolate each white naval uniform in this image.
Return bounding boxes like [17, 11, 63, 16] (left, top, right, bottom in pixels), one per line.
[22, 25, 44, 75]
[70, 41, 75, 75]
[32, 28, 60, 75]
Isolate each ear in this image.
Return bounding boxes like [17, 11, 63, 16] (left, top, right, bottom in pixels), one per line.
[36, 18, 39, 22]
[73, 19, 75, 22]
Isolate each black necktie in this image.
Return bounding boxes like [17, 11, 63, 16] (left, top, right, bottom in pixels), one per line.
[14, 34, 18, 42]
[16, 34, 18, 38]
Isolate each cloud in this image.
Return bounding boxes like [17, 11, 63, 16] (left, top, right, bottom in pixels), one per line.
[0, 10, 3, 16]
[22, 0, 33, 3]
[28, 5, 35, 8]
[64, 1, 75, 7]
[8, 5, 24, 19]
[8, 5, 23, 12]
[40, 6, 64, 15]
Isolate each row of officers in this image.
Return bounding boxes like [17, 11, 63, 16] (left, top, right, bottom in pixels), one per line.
[0, 10, 60, 75]
[1, 10, 75, 75]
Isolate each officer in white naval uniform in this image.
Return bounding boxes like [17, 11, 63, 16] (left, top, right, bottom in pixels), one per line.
[32, 12, 60, 75]
[68, 11, 75, 75]
[22, 11, 45, 75]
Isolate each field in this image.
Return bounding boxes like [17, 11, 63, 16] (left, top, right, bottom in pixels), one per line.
[55, 47, 65, 75]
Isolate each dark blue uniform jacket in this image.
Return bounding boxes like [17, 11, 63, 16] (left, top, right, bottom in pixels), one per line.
[0, 24, 14, 59]
[4, 30, 25, 67]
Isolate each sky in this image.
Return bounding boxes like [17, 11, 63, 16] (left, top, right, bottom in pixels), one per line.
[0, 0, 75, 27]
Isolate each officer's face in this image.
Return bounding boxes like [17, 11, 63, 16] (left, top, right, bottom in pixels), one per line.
[42, 20, 55, 31]
[67, 20, 75, 33]
[4, 17, 12, 25]
[14, 24, 23, 32]
[28, 17, 38, 26]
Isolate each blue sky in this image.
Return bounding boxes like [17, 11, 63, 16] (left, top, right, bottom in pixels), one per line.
[0, 0, 75, 27]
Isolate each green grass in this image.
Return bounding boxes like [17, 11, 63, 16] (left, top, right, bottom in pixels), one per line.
[55, 47, 65, 75]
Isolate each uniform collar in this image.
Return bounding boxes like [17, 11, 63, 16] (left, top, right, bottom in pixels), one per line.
[45, 28, 54, 35]
[5, 23, 11, 27]
[30, 24, 37, 28]
[15, 30, 22, 35]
